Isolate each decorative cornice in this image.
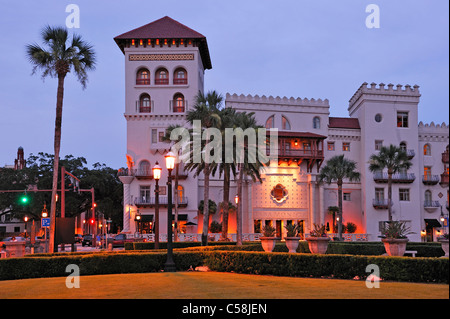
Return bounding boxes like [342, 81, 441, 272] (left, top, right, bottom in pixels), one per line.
[226, 93, 329, 107]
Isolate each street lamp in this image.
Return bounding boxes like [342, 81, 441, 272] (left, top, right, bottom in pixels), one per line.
[164, 151, 176, 272]
[153, 161, 162, 249]
[234, 195, 239, 205]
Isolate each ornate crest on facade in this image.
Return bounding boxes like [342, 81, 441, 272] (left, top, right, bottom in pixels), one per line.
[270, 184, 288, 203]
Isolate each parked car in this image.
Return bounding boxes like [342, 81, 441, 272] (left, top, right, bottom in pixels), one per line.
[74, 234, 83, 243]
[112, 234, 134, 247]
[81, 234, 93, 247]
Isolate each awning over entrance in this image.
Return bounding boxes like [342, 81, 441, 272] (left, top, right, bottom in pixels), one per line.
[424, 219, 441, 228]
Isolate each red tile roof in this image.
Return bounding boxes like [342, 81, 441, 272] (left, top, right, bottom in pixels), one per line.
[328, 117, 360, 129]
[114, 16, 212, 69]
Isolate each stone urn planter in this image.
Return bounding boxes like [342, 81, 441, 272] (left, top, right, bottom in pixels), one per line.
[382, 238, 409, 256]
[260, 237, 280, 252]
[438, 239, 449, 257]
[306, 237, 330, 254]
[284, 237, 300, 253]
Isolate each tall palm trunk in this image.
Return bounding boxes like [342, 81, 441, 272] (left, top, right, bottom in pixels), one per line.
[174, 161, 179, 241]
[236, 163, 244, 246]
[49, 73, 65, 253]
[387, 170, 393, 222]
[202, 163, 210, 246]
[221, 167, 230, 241]
[337, 179, 343, 241]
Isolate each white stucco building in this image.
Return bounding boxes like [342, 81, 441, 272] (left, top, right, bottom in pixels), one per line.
[115, 17, 449, 242]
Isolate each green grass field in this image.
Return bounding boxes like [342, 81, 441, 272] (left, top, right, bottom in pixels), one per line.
[0, 271, 448, 299]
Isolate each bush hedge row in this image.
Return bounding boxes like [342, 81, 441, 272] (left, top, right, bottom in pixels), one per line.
[1, 249, 448, 283]
[126, 241, 445, 257]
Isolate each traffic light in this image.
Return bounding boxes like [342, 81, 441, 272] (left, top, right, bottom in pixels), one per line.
[89, 218, 95, 225]
[19, 193, 29, 204]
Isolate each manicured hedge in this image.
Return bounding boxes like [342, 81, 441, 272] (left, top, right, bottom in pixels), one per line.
[1, 249, 448, 283]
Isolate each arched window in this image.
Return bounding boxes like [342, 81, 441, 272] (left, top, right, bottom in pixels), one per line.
[139, 160, 151, 176]
[173, 68, 187, 85]
[424, 190, 432, 204]
[424, 144, 431, 156]
[155, 68, 169, 85]
[282, 116, 291, 130]
[313, 117, 321, 129]
[265, 115, 275, 129]
[139, 94, 151, 113]
[400, 142, 407, 152]
[136, 68, 150, 85]
[173, 93, 185, 113]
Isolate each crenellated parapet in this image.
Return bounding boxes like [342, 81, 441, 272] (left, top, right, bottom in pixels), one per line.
[226, 93, 329, 107]
[349, 82, 421, 111]
[418, 121, 449, 142]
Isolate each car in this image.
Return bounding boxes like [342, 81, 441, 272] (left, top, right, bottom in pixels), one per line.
[81, 234, 93, 246]
[112, 234, 134, 247]
[74, 234, 83, 243]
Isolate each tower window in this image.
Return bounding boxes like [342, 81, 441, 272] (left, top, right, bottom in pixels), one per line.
[265, 115, 275, 129]
[282, 116, 291, 130]
[136, 68, 150, 85]
[424, 144, 431, 156]
[139, 94, 152, 113]
[155, 68, 169, 85]
[173, 93, 185, 113]
[174, 68, 187, 85]
[397, 112, 409, 128]
[313, 117, 321, 129]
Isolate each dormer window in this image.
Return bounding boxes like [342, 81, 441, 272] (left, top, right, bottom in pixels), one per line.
[155, 68, 169, 85]
[136, 68, 150, 85]
[174, 68, 187, 85]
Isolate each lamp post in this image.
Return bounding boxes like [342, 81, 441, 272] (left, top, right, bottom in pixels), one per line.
[164, 151, 176, 272]
[153, 162, 162, 249]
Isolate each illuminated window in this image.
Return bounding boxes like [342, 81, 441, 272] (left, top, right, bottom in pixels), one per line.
[155, 68, 169, 85]
[265, 116, 275, 129]
[424, 144, 431, 156]
[173, 93, 185, 113]
[327, 142, 335, 151]
[282, 116, 291, 130]
[342, 142, 350, 152]
[177, 185, 184, 203]
[313, 117, 321, 129]
[174, 68, 187, 85]
[397, 112, 409, 128]
[136, 68, 150, 85]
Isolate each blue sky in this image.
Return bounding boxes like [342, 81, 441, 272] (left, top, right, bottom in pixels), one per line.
[0, 0, 448, 169]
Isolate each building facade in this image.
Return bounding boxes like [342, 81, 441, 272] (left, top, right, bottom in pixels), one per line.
[116, 17, 449, 242]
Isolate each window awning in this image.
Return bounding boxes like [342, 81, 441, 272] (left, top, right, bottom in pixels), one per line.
[424, 219, 442, 228]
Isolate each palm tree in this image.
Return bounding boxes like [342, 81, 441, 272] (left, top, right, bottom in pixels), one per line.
[234, 111, 267, 245]
[318, 155, 360, 240]
[26, 26, 96, 252]
[211, 107, 238, 241]
[368, 144, 412, 222]
[185, 90, 223, 245]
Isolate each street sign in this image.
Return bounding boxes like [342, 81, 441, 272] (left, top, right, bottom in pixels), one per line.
[41, 218, 50, 227]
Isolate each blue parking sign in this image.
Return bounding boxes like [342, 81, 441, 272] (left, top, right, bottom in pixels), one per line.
[41, 218, 50, 227]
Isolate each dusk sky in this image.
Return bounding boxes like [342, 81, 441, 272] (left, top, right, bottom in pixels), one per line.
[0, 0, 448, 169]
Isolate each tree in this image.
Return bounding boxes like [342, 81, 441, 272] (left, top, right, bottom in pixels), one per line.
[234, 111, 267, 245]
[26, 26, 96, 252]
[185, 91, 223, 246]
[368, 144, 412, 222]
[318, 155, 360, 240]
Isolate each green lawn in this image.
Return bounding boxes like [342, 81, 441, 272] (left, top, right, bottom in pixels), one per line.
[0, 271, 448, 299]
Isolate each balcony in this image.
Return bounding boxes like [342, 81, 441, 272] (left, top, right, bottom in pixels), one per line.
[440, 173, 449, 187]
[135, 169, 153, 180]
[442, 151, 449, 163]
[406, 149, 415, 159]
[424, 200, 440, 212]
[170, 100, 188, 113]
[136, 100, 154, 113]
[373, 199, 389, 209]
[136, 78, 150, 85]
[135, 196, 188, 208]
[373, 172, 416, 184]
[155, 78, 169, 85]
[173, 78, 187, 85]
[422, 175, 440, 185]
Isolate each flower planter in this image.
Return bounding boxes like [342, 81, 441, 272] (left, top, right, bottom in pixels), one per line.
[259, 237, 280, 252]
[284, 237, 300, 253]
[382, 238, 409, 256]
[306, 237, 330, 254]
[438, 239, 449, 257]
